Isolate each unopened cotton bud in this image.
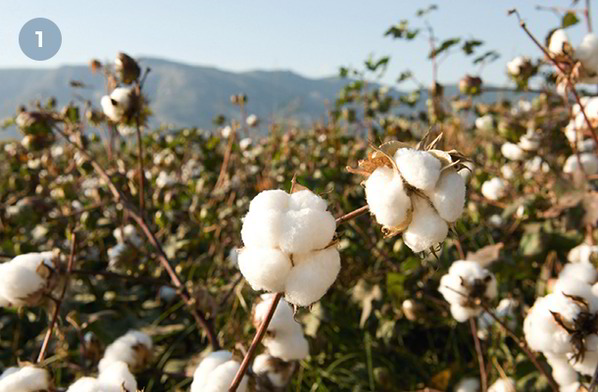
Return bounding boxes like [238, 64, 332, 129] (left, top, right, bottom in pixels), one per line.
[364, 167, 412, 227]
[402, 197, 448, 253]
[394, 148, 442, 191]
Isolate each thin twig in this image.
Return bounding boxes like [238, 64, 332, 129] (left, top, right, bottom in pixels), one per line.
[586, 0, 593, 33]
[135, 112, 145, 211]
[37, 232, 77, 363]
[470, 317, 487, 392]
[335, 205, 370, 226]
[228, 292, 283, 392]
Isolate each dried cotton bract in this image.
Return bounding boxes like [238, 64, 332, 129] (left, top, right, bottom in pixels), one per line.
[353, 139, 468, 254]
[190, 351, 248, 392]
[239, 189, 340, 307]
[438, 260, 497, 322]
[98, 330, 153, 373]
[0, 251, 59, 308]
[0, 366, 51, 392]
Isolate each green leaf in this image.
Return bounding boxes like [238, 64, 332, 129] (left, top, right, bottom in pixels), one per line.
[462, 39, 483, 55]
[339, 67, 349, 78]
[364, 56, 390, 72]
[428, 37, 460, 59]
[473, 50, 500, 64]
[385, 20, 420, 40]
[397, 70, 412, 83]
[415, 4, 438, 17]
[386, 272, 406, 305]
[562, 11, 580, 28]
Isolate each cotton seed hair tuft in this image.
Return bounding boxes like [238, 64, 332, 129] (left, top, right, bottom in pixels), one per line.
[239, 189, 340, 307]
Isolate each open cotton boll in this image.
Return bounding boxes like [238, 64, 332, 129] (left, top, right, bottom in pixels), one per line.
[548, 29, 570, 56]
[97, 361, 137, 392]
[394, 148, 441, 191]
[98, 330, 152, 373]
[449, 303, 480, 322]
[0, 366, 50, 392]
[100, 87, 133, 123]
[402, 197, 448, 253]
[507, 56, 526, 76]
[558, 262, 597, 286]
[424, 169, 465, 222]
[570, 335, 598, 375]
[500, 142, 525, 161]
[568, 243, 598, 264]
[241, 210, 284, 248]
[113, 224, 143, 248]
[202, 360, 248, 392]
[238, 248, 292, 293]
[488, 378, 516, 392]
[518, 130, 541, 151]
[264, 332, 310, 361]
[545, 353, 579, 388]
[563, 153, 598, 175]
[475, 114, 494, 131]
[254, 294, 297, 333]
[577, 33, 598, 76]
[248, 190, 290, 213]
[481, 178, 506, 201]
[278, 209, 336, 254]
[0, 259, 50, 307]
[252, 354, 295, 388]
[191, 351, 234, 392]
[284, 247, 340, 307]
[454, 377, 481, 392]
[0, 367, 19, 381]
[288, 190, 327, 211]
[67, 377, 100, 392]
[364, 167, 412, 227]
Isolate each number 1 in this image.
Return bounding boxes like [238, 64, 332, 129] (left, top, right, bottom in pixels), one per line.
[35, 31, 43, 47]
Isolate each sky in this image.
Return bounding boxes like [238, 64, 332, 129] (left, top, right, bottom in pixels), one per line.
[1, 1, 597, 87]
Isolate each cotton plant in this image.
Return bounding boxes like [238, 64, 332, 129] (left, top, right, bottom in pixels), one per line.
[523, 261, 598, 391]
[350, 138, 469, 253]
[238, 188, 340, 307]
[0, 366, 52, 392]
[0, 251, 60, 308]
[190, 351, 248, 392]
[438, 260, 498, 322]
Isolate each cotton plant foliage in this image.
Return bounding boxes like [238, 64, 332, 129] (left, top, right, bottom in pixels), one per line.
[350, 137, 469, 253]
[239, 188, 340, 307]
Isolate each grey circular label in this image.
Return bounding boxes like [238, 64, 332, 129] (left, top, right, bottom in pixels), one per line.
[19, 18, 62, 61]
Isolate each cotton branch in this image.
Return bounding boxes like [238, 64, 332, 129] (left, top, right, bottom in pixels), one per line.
[469, 318, 487, 392]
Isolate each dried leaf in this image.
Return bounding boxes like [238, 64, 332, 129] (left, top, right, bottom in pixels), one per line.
[466, 243, 504, 266]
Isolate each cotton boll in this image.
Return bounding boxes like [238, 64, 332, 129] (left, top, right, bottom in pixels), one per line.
[475, 114, 494, 131]
[288, 190, 328, 212]
[278, 209, 336, 254]
[571, 334, 598, 375]
[254, 294, 297, 334]
[394, 148, 442, 191]
[402, 197, 448, 253]
[548, 29, 570, 56]
[264, 332, 310, 361]
[0, 260, 48, 307]
[252, 354, 295, 388]
[454, 377, 481, 392]
[524, 294, 577, 354]
[424, 169, 466, 222]
[0, 366, 51, 392]
[98, 330, 152, 373]
[518, 132, 541, 151]
[238, 248, 292, 293]
[449, 303, 480, 322]
[577, 33, 598, 76]
[501, 142, 525, 161]
[488, 378, 516, 392]
[100, 87, 133, 123]
[284, 248, 340, 307]
[558, 262, 597, 285]
[97, 361, 137, 392]
[568, 243, 598, 264]
[67, 377, 100, 392]
[364, 167, 412, 227]
[0, 367, 19, 381]
[248, 190, 290, 213]
[563, 153, 598, 175]
[507, 56, 526, 76]
[203, 361, 248, 392]
[241, 210, 284, 248]
[545, 353, 579, 388]
[191, 351, 234, 392]
[560, 383, 583, 392]
[500, 165, 515, 180]
[481, 178, 506, 201]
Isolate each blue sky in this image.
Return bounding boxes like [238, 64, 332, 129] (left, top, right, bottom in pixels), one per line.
[1, 1, 596, 87]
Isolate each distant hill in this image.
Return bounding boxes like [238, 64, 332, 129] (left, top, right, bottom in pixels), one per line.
[0, 58, 535, 140]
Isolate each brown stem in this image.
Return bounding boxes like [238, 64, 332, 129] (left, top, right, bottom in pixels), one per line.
[586, 0, 593, 33]
[470, 318, 487, 392]
[480, 302, 559, 392]
[335, 205, 370, 226]
[37, 232, 77, 363]
[53, 125, 220, 351]
[135, 112, 145, 211]
[214, 123, 237, 191]
[228, 292, 283, 392]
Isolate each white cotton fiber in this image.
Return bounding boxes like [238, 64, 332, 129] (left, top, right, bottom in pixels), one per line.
[202, 360, 247, 392]
[364, 167, 412, 227]
[394, 148, 441, 191]
[454, 377, 481, 392]
[241, 210, 284, 248]
[97, 361, 137, 392]
[101, 87, 133, 123]
[284, 248, 341, 307]
[549, 29, 570, 56]
[402, 197, 448, 253]
[67, 377, 100, 392]
[424, 169, 466, 222]
[0, 367, 18, 381]
[191, 351, 234, 392]
[98, 330, 152, 373]
[488, 378, 516, 392]
[289, 190, 327, 211]
[0, 366, 50, 392]
[279, 209, 336, 254]
[545, 353, 579, 387]
[264, 332, 309, 361]
[558, 262, 598, 286]
[501, 142, 525, 161]
[238, 248, 292, 293]
[449, 303, 479, 322]
[252, 354, 289, 387]
[563, 153, 598, 175]
[507, 56, 526, 76]
[475, 114, 494, 131]
[481, 177, 506, 201]
[0, 251, 54, 307]
[248, 190, 290, 213]
[568, 243, 598, 264]
[577, 33, 598, 76]
[524, 294, 577, 354]
[254, 294, 297, 333]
